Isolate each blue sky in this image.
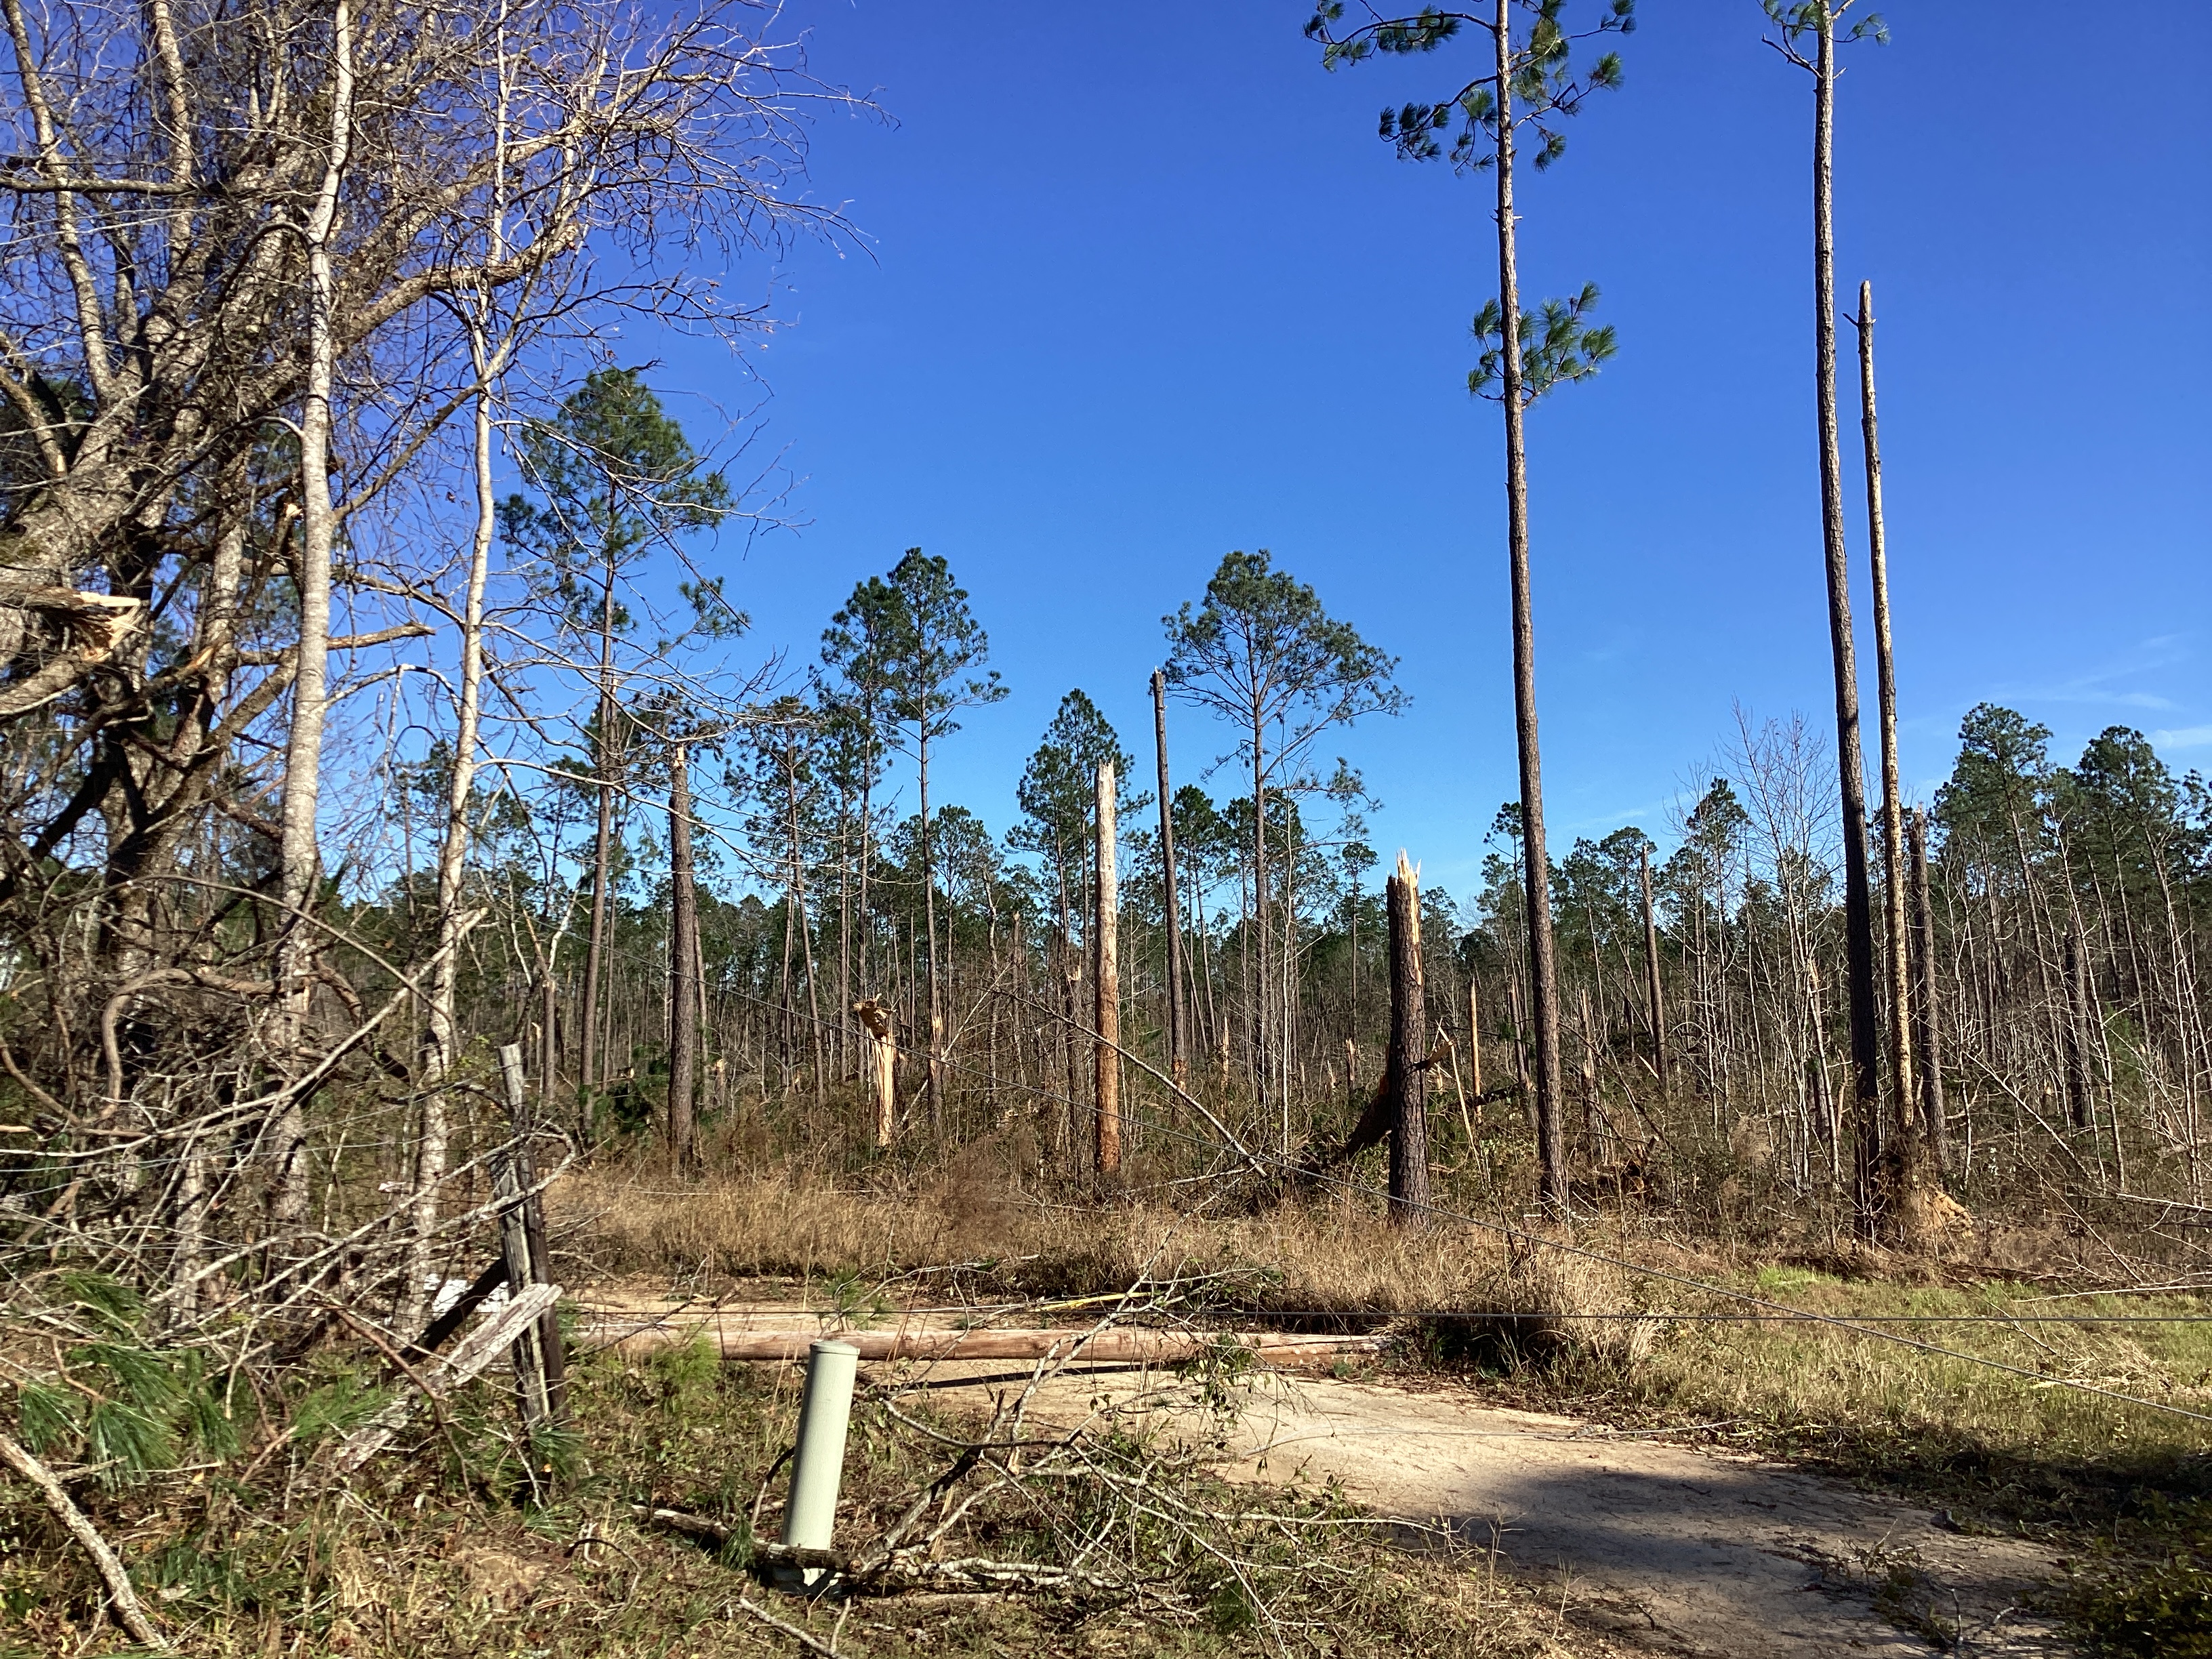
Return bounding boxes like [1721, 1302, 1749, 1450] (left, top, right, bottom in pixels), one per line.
[615, 1, 2210, 900]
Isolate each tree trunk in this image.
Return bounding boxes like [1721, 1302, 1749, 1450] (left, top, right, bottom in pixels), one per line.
[1094, 760, 1122, 1176]
[1640, 844, 1668, 1100]
[1250, 708, 1271, 1138]
[1153, 669, 1186, 1088]
[402, 313, 499, 1330]
[1857, 280, 1918, 1204]
[579, 533, 622, 1122]
[1810, 12, 1885, 1240]
[1908, 806, 1948, 1176]
[667, 739, 699, 1172]
[269, 0, 354, 1227]
[1492, 0, 1568, 1216]
[920, 723, 944, 1123]
[1385, 852, 1429, 1221]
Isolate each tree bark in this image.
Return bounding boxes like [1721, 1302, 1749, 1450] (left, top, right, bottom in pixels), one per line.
[920, 720, 944, 1122]
[1857, 279, 1918, 1203]
[579, 535, 621, 1120]
[1809, 11, 1885, 1239]
[1385, 852, 1429, 1221]
[402, 311, 500, 1330]
[1152, 668, 1186, 1088]
[667, 739, 699, 1172]
[1493, 0, 1568, 1216]
[268, 0, 355, 1226]
[1094, 760, 1122, 1176]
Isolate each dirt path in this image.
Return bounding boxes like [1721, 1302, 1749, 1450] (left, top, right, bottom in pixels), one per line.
[1195, 1374, 2070, 1658]
[583, 1294, 2074, 1656]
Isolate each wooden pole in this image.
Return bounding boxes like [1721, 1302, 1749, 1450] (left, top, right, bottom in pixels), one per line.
[666, 738, 699, 1173]
[1094, 760, 1121, 1176]
[1640, 845, 1668, 1100]
[1858, 280, 1917, 1199]
[1385, 852, 1429, 1221]
[1152, 670, 1187, 1088]
[1907, 807, 1948, 1176]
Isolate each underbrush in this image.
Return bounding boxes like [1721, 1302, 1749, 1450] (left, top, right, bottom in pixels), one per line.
[1, 1331, 1586, 1657]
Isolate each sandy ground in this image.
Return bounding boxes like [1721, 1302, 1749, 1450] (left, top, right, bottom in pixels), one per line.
[583, 1293, 2074, 1657]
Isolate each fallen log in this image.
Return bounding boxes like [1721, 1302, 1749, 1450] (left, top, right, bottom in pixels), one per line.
[590, 1324, 1385, 1365]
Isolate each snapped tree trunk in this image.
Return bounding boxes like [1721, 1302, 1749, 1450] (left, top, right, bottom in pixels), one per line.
[1152, 668, 1186, 1088]
[1908, 807, 1948, 1176]
[1385, 852, 1429, 1221]
[1094, 760, 1122, 1176]
[1857, 279, 1918, 1202]
[1492, 0, 1568, 1217]
[1809, 12, 1885, 1239]
[666, 739, 699, 1172]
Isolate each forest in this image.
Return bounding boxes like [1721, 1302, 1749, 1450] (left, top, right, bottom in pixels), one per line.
[2, 1, 2208, 1656]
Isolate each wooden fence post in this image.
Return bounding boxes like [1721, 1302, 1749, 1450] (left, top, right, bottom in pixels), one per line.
[1094, 760, 1120, 1176]
[1385, 852, 1429, 1220]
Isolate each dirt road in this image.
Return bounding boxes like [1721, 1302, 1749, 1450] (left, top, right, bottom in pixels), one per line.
[1202, 1373, 2070, 1658]
[584, 1294, 2074, 1656]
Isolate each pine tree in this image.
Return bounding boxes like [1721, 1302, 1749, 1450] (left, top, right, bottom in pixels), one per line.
[1307, 0, 1634, 1214]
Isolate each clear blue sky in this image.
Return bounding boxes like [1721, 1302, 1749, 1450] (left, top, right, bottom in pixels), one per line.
[621, 1, 2211, 901]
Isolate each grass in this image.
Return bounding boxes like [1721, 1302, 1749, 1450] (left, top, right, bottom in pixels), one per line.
[560, 1162, 2212, 1654]
[1, 1324, 1591, 1657]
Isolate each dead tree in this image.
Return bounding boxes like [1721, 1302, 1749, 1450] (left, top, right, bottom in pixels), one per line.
[1908, 806, 1948, 1175]
[1151, 669, 1187, 1087]
[1856, 279, 1919, 1201]
[668, 739, 700, 1172]
[1385, 852, 1429, 1219]
[1094, 760, 1122, 1176]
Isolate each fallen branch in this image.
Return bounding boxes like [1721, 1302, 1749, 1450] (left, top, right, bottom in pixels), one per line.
[0, 1432, 167, 1650]
[733, 1592, 843, 1656]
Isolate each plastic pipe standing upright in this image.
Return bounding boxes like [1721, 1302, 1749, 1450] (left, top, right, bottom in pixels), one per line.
[781, 1339, 859, 1584]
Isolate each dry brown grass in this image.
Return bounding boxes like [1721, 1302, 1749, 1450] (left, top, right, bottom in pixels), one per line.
[555, 1164, 1538, 1312]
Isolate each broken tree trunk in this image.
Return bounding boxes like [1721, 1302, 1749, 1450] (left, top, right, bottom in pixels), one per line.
[1152, 669, 1186, 1088]
[853, 1000, 897, 1147]
[1857, 279, 1919, 1210]
[1385, 851, 1429, 1221]
[666, 738, 699, 1174]
[1094, 760, 1121, 1176]
[1908, 807, 1948, 1176]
